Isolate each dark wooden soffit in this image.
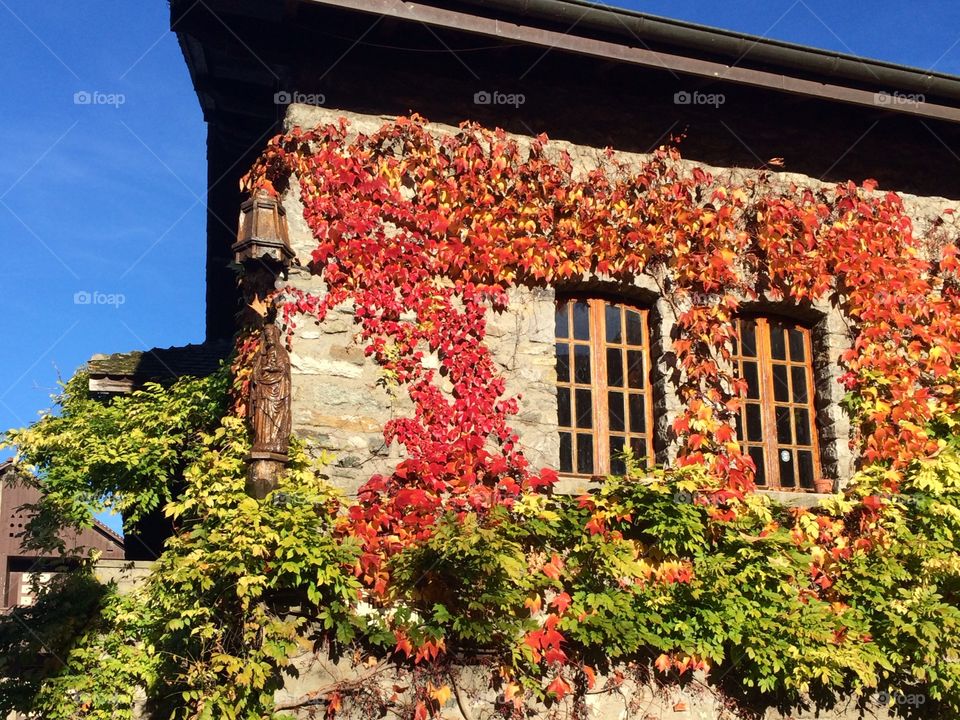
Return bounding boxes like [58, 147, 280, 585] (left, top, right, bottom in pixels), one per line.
[301, 0, 960, 122]
[424, 0, 960, 100]
[168, 0, 960, 195]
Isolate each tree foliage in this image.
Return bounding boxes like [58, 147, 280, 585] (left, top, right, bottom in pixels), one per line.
[3, 371, 228, 551]
[1, 371, 361, 719]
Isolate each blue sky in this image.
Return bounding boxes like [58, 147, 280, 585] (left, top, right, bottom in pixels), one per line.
[0, 2, 206, 435]
[3, 0, 960, 535]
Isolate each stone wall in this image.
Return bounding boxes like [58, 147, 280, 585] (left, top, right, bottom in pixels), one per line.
[93, 559, 154, 595]
[277, 103, 960, 499]
[273, 646, 896, 720]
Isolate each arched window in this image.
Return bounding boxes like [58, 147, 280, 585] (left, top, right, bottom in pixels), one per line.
[731, 317, 821, 489]
[554, 297, 654, 476]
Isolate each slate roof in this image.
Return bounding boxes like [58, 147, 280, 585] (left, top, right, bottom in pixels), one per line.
[87, 339, 233, 393]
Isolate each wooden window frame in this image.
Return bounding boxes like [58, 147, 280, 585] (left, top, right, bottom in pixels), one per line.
[555, 297, 656, 478]
[732, 316, 823, 490]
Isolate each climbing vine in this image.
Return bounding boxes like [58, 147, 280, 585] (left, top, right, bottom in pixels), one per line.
[247, 115, 960, 476]
[1, 114, 960, 719]
[242, 113, 960, 712]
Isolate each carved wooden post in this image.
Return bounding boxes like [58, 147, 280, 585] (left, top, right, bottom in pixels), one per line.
[232, 187, 296, 498]
[246, 324, 292, 498]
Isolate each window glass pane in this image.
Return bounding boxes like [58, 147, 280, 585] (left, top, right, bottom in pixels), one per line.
[608, 391, 625, 432]
[557, 387, 571, 427]
[605, 305, 622, 344]
[773, 364, 789, 402]
[746, 403, 763, 441]
[626, 310, 643, 346]
[606, 348, 623, 387]
[788, 329, 805, 362]
[776, 406, 792, 444]
[748, 446, 766, 485]
[628, 394, 645, 434]
[627, 350, 645, 389]
[734, 412, 743, 439]
[797, 449, 815, 490]
[791, 366, 808, 403]
[743, 362, 760, 399]
[559, 432, 572, 473]
[629, 437, 646, 466]
[555, 344, 570, 383]
[794, 408, 811, 446]
[555, 303, 569, 338]
[739, 319, 757, 357]
[577, 434, 594, 474]
[778, 448, 795, 487]
[575, 389, 592, 429]
[610, 436, 626, 476]
[770, 324, 786, 360]
[573, 345, 591, 383]
[572, 301, 590, 340]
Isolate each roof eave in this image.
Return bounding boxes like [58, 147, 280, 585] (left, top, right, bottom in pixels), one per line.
[297, 0, 960, 121]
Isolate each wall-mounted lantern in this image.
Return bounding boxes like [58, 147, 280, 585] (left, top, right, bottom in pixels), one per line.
[232, 188, 295, 266]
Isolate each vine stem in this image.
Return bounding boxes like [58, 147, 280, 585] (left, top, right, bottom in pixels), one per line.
[449, 670, 476, 720]
[273, 660, 391, 711]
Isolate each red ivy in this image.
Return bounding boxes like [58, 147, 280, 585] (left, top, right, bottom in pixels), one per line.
[241, 113, 960, 668]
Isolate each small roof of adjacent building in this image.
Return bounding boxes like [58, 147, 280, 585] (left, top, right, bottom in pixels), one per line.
[87, 339, 233, 394]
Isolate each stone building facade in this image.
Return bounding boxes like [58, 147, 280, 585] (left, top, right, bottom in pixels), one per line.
[276, 104, 959, 501]
[241, 101, 957, 716]
[69, 1, 960, 717]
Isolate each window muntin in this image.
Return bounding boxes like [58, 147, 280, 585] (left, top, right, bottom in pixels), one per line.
[555, 298, 654, 476]
[732, 317, 820, 489]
